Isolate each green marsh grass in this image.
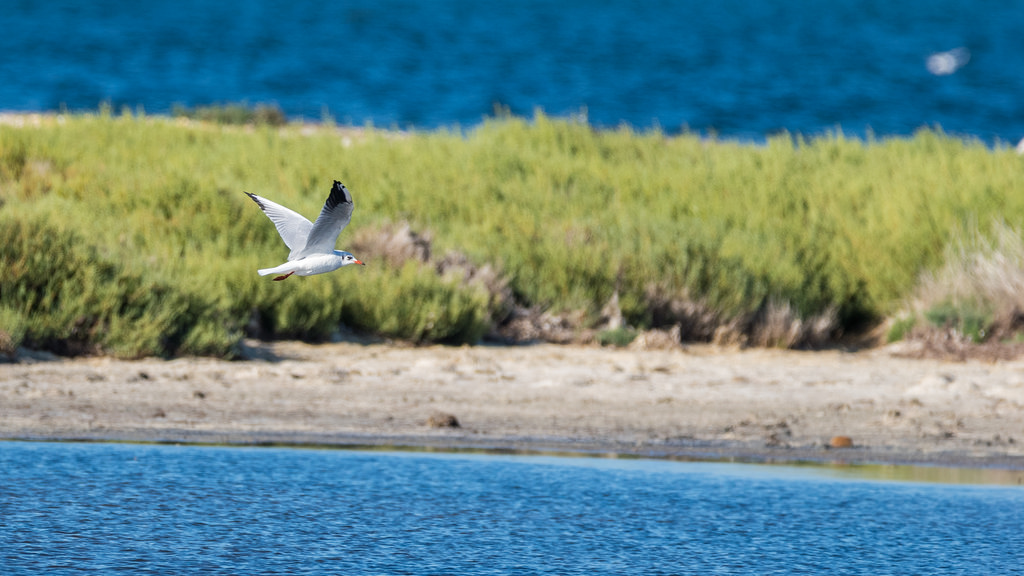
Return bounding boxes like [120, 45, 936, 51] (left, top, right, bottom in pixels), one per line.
[597, 327, 638, 348]
[171, 103, 288, 126]
[2, 111, 1023, 356]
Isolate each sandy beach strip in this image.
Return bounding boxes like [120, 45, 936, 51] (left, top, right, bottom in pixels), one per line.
[2, 340, 1024, 470]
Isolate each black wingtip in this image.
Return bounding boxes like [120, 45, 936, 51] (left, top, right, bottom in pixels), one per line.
[243, 191, 266, 211]
[326, 180, 354, 208]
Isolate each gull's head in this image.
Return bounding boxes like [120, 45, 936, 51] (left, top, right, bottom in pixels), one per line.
[337, 250, 365, 266]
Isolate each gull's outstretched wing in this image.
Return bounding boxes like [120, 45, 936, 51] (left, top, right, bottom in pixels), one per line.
[245, 192, 314, 260]
[293, 181, 355, 259]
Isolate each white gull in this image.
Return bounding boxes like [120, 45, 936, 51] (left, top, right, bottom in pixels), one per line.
[245, 180, 365, 281]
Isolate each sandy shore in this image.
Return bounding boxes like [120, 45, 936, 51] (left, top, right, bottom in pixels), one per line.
[3, 340, 1024, 469]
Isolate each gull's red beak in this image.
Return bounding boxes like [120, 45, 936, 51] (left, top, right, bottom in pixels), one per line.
[355, 260, 365, 266]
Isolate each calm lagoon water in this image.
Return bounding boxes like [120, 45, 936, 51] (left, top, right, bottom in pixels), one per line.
[3, 0, 1024, 141]
[1, 441, 1022, 575]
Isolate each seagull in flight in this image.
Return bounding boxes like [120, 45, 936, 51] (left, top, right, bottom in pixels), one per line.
[245, 180, 365, 281]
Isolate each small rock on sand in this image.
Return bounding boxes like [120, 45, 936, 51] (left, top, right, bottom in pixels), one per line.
[426, 412, 461, 429]
[830, 436, 854, 448]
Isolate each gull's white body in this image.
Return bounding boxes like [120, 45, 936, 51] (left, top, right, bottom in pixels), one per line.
[256, 251, 355, 278]
[246, 180, 364, 280]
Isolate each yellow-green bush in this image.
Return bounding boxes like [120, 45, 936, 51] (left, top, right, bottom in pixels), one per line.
[1, 110, 1022, 356]
[0, 216, 237, 357]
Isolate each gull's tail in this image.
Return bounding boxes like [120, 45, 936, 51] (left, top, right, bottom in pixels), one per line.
[257, 262, 294, 277]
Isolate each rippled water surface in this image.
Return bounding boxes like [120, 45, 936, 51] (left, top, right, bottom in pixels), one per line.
[1, 441, 1022, 575]
[3, 0, 1024, 141]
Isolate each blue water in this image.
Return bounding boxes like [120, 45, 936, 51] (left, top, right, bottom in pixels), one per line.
[1, 442, 1022, 575]
[2, 0, 1023, 142]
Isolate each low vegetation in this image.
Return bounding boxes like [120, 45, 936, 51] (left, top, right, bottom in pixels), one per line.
[171, 102, 288, 126]
[894, 220, 1024, 348]
[1, 108, 1023, 357]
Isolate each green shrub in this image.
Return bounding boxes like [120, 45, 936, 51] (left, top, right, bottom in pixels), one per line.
[171, 103, 287, 126]
[886, 315, 916, 343]
[0, 306, 27, 354]
[2, 112, 1023, 356]
[0, 216, 238, 357]
[597, 327, 637, 347]
[924, 302, 992, 343]
[338, 261, 491, 345]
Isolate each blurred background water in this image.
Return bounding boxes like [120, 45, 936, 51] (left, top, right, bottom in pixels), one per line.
[1, 442, 1022, 575]
[2, 0, 1023, 142]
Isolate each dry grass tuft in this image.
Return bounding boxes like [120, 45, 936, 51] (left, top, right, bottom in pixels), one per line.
[903, 220, 1024, 347]
[642, 285, 720, 341]
[492, 308, 593, 344]
[888, 329, 1024, 362]
[0, 329, 16, 357]
[711, 300, 837, 349]
[628, 325, 683, 350]
[748, 300, 838, 349]
[350, 221, 432, 268]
